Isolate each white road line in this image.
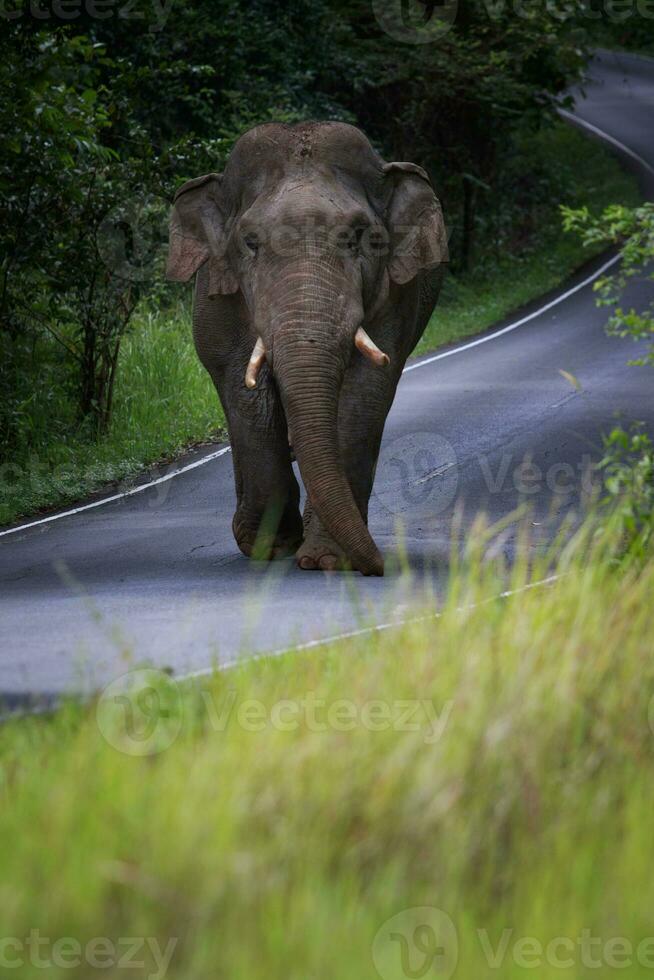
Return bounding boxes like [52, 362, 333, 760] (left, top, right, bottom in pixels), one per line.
[0, 447, 232, 538]
[557, 108, 654, 178]
[174, 574, 562, 681]
[0, 573, 562, 715]
[403, 252, 621, 372]
[1, 111, 644, 540]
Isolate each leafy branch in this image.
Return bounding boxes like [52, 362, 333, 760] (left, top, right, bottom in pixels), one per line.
[562, 202, 654, 366]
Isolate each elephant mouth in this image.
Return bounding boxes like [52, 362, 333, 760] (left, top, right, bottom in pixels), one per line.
[244, 327, 389, 390]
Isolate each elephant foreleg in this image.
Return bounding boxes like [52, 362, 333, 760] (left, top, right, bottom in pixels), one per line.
[193, 281, 303, 560]
[220, 353, 303, 559]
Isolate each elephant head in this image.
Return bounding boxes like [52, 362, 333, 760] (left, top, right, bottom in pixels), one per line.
[167, 122, 447, 576]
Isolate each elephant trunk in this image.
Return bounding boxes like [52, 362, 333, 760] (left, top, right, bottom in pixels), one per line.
[265, 261, 383, 576]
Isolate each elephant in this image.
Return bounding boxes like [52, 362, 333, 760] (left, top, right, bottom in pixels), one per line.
[167, 121, 447, 576]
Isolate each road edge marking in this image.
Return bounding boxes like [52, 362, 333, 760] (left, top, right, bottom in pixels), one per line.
[179, 574, 562, 681]
[557, 108, 654, 178]
[0, 447, 232, 538]
[403, 251, 620, 372]
[0, 572, 561, 716]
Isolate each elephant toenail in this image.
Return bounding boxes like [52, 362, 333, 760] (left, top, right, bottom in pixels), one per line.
[298, 556, 317, 570]
[319, 555, 338, 571]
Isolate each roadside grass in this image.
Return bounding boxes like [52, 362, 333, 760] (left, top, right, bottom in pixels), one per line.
[1, 515, 653, 978]
[418, 120, 640, 353]
[0, 303, 223, 526]
[0, 120, 639, 527]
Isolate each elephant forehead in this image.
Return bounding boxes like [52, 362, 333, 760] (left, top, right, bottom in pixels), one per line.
[239, 174, 375, 230]
[224, 121, 386, 199]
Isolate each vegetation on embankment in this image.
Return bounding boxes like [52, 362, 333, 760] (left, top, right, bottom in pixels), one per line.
[0, 304, 223, 525]
[1, 510, 653, 979]
[419, 120, 640, 352]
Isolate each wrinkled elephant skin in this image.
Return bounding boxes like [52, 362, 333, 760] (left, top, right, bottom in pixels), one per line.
[167, 122, 448, 575]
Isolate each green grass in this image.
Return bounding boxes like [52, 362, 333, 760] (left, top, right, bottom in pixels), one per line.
[0, 121, 639, 527]
[2, 517, 653, 978]
[0, 303, 224, 525]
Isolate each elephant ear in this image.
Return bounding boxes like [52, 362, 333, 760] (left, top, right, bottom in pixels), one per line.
[167, 173, 238, 296]
[383, 162, 448, 285]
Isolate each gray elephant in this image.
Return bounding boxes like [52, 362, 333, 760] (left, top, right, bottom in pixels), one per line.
[167, 121, 447, 576]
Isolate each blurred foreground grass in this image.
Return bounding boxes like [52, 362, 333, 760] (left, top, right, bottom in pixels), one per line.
[1, 515, 653, 979]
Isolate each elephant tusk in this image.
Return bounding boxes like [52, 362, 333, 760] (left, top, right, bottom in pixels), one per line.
[245, 336, 267, 389]
[354, 326, 390, 367]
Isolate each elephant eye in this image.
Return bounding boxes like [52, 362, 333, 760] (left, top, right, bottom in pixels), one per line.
[243, 234, 260, 255]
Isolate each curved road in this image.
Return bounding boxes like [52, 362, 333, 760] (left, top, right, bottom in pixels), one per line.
[1, 50, 653, 703]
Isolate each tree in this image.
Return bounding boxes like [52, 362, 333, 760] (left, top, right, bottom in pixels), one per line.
[320, 0, 590, 268]
[0, 29, 161, 438]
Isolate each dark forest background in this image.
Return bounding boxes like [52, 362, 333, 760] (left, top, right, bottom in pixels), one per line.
[0, 0, 648, 480]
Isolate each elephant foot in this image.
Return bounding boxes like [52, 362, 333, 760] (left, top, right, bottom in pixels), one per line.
[296, 531, 350, 572]
[233, 505, 303, 561]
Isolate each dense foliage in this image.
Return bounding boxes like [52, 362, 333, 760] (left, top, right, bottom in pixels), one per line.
[0, 0, 634, 467]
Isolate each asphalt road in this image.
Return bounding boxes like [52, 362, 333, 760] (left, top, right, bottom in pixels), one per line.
[1, 50, 653, 702]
